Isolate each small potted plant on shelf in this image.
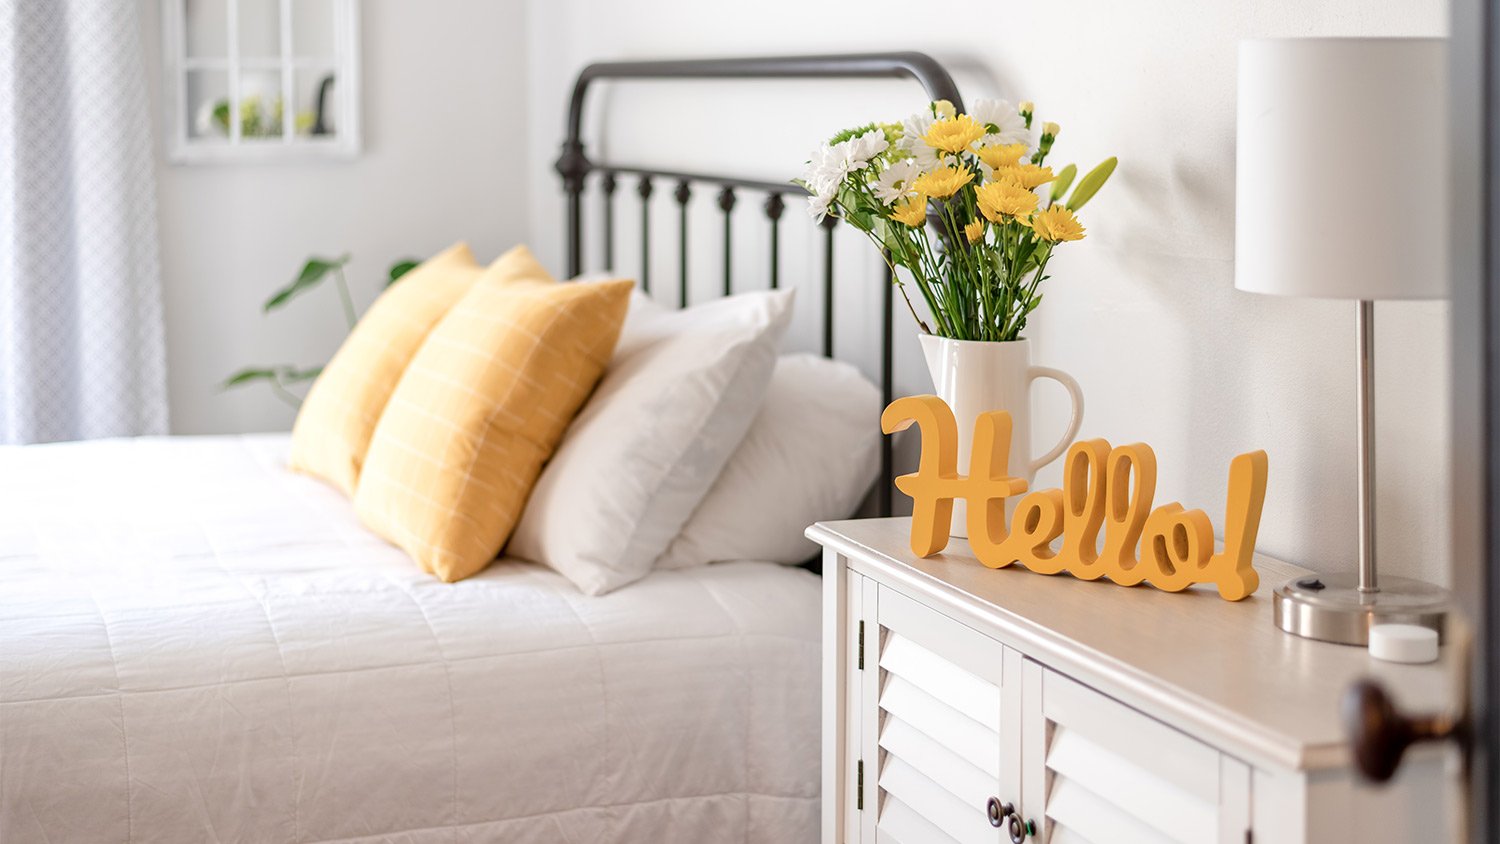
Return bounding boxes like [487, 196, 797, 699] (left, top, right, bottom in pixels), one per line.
[800, 98, 1114, 537]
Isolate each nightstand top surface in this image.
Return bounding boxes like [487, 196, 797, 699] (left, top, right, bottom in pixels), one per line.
[809, 517, 1461, 772]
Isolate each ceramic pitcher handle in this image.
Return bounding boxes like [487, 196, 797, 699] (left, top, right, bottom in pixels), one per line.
[1028, 366, 1084, 475]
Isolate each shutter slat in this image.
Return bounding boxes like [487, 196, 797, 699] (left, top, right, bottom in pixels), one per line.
[1047, 777, 1178, 844]
[880, 715, 996, 808]
[879, 755, 995, 844]
[881, 633, 999, 728]
[1043, 670, 1219, 802]
[879, 675, 1000, 776]
[1049, 825, 1095, 844]
[1047, 725, 1217, 842]
[877, 794, 965, 844]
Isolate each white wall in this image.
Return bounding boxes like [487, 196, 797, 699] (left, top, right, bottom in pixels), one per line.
[523, 0, 1452, 584]
[140, 0, 531, 435]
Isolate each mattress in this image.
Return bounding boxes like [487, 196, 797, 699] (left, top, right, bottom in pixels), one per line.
[0, 435, 820, 843]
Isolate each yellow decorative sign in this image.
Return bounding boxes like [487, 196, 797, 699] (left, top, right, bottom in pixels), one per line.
[881, 395, 1268, 601]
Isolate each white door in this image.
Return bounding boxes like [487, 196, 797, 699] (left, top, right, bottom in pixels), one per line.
[859, 584, 1023, 844]
[1020, 662, 1251, 844]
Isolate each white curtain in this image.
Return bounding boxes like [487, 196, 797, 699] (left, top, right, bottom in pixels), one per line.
[0, 0, 168, 444]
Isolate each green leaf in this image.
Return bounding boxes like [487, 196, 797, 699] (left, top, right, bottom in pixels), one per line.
[263, 254, 351, 312]
[1049, 163, 1078, 205]
[386, 259, 420, 288]
[280, 365, 324, 384]
[221, 367, 281, 390]
[212, 100, 231, 133]
[1066, 157, 1117, 212]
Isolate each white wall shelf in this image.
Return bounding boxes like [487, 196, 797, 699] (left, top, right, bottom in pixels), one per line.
[160, 0, 360, 163]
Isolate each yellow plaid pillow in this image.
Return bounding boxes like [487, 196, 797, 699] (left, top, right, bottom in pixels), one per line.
[354, 275, 633, 582]
[288, 243, 549, 495]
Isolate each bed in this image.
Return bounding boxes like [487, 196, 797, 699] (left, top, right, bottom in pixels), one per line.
[0, 53, 963, 843]
[0, 435, 820, 842]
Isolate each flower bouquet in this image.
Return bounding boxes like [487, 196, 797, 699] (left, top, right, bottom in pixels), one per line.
[799, 98, 1114, 342]
[801, 98, 1115, 537]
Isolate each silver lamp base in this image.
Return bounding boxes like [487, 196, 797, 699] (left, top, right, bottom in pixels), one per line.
[1272, 573, 1449, 646]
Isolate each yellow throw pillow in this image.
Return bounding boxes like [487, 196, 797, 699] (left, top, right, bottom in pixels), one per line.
[288, 243, 550, 496]
[353, 275, 633, 582]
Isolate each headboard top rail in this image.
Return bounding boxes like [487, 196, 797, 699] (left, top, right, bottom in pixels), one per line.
[556, 51, 965, 277]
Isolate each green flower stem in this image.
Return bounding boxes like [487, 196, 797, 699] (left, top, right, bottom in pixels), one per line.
[828, 193, 938, 336]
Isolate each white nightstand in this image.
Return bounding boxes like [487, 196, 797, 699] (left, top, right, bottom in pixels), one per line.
[809, 518, 1460, 844]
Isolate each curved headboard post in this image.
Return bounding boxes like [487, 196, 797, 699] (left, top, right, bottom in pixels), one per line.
[554, 138, 590, 278]
[555, 52, 965, 277]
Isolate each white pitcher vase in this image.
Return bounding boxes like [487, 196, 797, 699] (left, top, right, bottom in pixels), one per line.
[918, 335, 1084, 538]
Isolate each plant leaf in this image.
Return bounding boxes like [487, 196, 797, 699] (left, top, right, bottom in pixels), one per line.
[386, 259, 420, 288]
[280, 365, 324, 384]
[212, 100, 231, 133]
[263, 254, 351, 312]
[221, 367, 281, 390]
[1049, 163, 1078, 204]
[1066, 157, 1117, 211]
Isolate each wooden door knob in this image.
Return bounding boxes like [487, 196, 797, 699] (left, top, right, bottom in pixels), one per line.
[1343, 679, 1458, 782]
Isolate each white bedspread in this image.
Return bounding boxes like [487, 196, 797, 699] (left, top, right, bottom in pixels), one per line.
[0, 435, 820, 843]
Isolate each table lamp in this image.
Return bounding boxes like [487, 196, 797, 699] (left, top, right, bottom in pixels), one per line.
[1236, 37, 1449, 645]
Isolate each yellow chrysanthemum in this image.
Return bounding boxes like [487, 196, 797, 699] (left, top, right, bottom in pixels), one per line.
[964, 220, 985, 243]
[1030, 205, 1086, 242]
[911, 165, 974, 199]
[975, 180, 1039, 222]
[993, 163, 1055, 190]
[933, 99, 957, 120]
[975, 143, 1028, 171]
[923, 115, 986, 154]
[890, 195, 928, 227]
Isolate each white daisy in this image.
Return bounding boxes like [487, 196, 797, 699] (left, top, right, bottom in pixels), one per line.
[801, 144, 844, 196]
[872, 158, 922, 205]
[847, 128, 889, 165]
[806, 190, 834, 222]
[969, 98, 1031, 148]
[897, 110, 942, 172]
[802, 128, 888, 198]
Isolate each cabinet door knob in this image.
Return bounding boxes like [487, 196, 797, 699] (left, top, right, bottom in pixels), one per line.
[1007, 812, 1036, 842]
[986, 797, 1013, 828]
[1343, 678, 1460, 782]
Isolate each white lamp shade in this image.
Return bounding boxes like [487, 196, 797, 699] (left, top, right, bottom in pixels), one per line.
[1235, 38, 1448, 300]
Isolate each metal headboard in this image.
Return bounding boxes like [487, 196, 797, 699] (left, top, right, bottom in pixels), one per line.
[554, 53, 965, 517]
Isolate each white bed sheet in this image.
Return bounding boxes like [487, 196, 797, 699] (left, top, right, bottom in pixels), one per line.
[0, 435, 820, 843]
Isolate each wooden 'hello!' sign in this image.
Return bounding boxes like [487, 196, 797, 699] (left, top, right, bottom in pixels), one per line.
[882, 396, 1269, 601]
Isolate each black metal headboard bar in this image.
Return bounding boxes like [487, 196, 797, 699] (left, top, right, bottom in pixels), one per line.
[556, 52, 965, 277]
[556, 53, 965, 518]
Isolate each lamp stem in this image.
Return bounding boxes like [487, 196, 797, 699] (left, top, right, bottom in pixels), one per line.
[1356, 299, 1377, 593]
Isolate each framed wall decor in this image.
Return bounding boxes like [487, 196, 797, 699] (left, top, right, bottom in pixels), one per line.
[160, 0, 360, 163]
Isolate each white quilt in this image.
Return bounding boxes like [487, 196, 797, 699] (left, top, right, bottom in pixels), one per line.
[0, 435, 820, 843]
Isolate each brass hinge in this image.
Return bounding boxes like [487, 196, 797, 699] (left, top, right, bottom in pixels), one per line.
[856, 759, 864, 811]
[857, 620, 865, 670]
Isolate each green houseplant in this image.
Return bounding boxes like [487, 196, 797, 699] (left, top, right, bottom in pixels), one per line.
[224, 254, 419, 408]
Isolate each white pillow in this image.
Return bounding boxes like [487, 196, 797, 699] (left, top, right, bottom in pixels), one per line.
[656, 354, 881, 569]
[507, 288, 795, 595]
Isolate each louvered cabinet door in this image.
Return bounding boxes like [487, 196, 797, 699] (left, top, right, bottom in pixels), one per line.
[1020, 662, 1251, 844]
[858, 585, 1022, 844]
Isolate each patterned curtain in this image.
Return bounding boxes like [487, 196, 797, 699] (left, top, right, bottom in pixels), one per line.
[0, 0, 168, 444]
